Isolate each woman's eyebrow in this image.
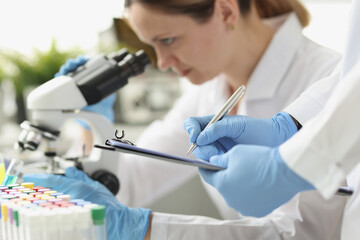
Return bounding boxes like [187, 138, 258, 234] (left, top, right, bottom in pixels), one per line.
[151, 32, 173, 42]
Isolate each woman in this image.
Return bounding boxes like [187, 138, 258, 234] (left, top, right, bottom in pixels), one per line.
[121, 0, 345, 238]
[29, 0, 345, 239]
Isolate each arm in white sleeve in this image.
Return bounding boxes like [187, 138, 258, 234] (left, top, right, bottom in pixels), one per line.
[341, 0, 360, 79]
[284, 64, 341, 125]
[151, 190, 346, 240]
[280, 61, 360, 198]
[281, 0, 360, 198]
[285, 0, 360, 126]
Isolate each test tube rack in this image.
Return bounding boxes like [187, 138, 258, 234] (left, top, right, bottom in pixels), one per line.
[0, 182, 106, 240]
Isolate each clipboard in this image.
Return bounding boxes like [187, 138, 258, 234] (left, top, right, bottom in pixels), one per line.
[94, 139, 226, 171]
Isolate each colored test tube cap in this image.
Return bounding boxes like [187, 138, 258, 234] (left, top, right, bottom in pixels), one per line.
[91, 205, 106, 225]
[37, 188, 51, 193]
[21, 182, 34, 189]
[7, 184, 20, 189]
[57, 195, 71, 202]
[70, 199, 84, 204]
[33, 187, 46, 191]
[18, 188, 31, 192]
[50, 192, 63, 197]
[43, 191, 57, 196]
[22, 190, 36, 194]
[33, 200, 47, 205]
[1, 195, 17, 200]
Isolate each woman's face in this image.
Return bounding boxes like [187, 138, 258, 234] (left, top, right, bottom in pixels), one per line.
[128, 3, 234, 85]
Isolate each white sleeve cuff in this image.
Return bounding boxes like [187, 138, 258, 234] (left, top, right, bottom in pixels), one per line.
[151, 213, 169, 240]
[284, 68, 340, 125]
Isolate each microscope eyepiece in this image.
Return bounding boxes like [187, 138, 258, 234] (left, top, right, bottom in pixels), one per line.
[118, 50, 150, 77]
[76, 49, 151, 105]
[134, 50, 151, 74]
[108, 48, 130, 63]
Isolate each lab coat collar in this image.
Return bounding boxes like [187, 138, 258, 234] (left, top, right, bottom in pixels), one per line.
[245, 13, 303, 101]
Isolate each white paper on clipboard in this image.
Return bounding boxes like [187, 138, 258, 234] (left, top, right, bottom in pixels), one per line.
[94, 139, 226, 171]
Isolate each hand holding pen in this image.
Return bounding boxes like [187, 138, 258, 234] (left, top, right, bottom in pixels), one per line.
[187, 85, 246, 156]
[185, 85, 353, 197]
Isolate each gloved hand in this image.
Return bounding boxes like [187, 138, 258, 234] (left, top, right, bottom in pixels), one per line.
[184, 112, 298, 160]
[199, 145, 314, 217]
[55, 56, 89, 77]
[23, 167, 151, 240]
[56, 56, 116, 126]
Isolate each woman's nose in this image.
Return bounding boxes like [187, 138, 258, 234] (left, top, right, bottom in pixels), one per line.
[156, 49, 176, 71]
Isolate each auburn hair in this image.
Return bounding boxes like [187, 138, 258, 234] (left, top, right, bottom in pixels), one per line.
[125, 0, 310, 27]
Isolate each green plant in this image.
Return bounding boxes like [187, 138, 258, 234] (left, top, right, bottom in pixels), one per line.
[0, 65, 3, 83]
[0, 39, 84, 123]
[0, 53, 6, 83]
[0, 39, 82, 96]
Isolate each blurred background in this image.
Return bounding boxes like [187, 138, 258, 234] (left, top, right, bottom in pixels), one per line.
[0, 0, 353, 218]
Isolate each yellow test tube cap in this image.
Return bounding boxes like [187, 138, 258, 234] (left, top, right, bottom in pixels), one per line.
[39, 195, 51, 200]
[21, 182, 34, 190]
[17, 200, 31, 206]
[44, 191, 57, 196]
[1, 203, 8, 222]
[43, 196, 56, 200]
[18, 188, 31, 192]
[17, 194, 30, 200]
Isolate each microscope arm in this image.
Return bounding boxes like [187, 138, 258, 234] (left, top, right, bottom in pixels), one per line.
[18, 49, 150, 195]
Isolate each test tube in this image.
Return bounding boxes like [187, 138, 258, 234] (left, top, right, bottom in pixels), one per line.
[42, 208, 60, 240]
[18, 208, 27, 240]
[58, 208, 76, 240]
[0, 154, 6, 184]
[91, 205, 107, 240]
[24, 208, 43, 240]
[1, 200, 9, 240]
[7, 204, 13, 240]
[1, 202, 9, 240]
[12, 207, 20, 240]
[2, 158, 24, 186]
[75, 208, 92, 240]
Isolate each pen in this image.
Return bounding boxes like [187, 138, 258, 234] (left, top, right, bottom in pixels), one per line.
[187, 85, 246, 156]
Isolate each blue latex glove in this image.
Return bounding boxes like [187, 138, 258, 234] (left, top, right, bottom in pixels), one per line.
[23, 167, 151, 240]
[184, 112, 298, 160]
[199, 145, 314, 217]
[55, 56, 116, 127]
[55, 56, 89, 77]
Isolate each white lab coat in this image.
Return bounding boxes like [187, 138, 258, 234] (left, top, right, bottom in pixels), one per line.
[115, 13, 344, 239]
[281, 62, 360, 239]
[280, 0, 360, 238]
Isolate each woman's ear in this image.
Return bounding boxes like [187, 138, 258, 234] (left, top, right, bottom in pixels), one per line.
[214, 0, 240, 28]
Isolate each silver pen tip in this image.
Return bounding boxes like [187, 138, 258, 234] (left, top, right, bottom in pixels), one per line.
[187, 143, 197, 156]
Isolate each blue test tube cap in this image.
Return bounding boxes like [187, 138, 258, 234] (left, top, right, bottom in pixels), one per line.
[50, 192, 64, 197]
[33, 200, 47, 205]
[77, 201, 92, 207]
[70, 199, 85, 204]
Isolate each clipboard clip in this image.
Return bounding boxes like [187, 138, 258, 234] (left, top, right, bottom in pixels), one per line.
[105, 129, 136, 146]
